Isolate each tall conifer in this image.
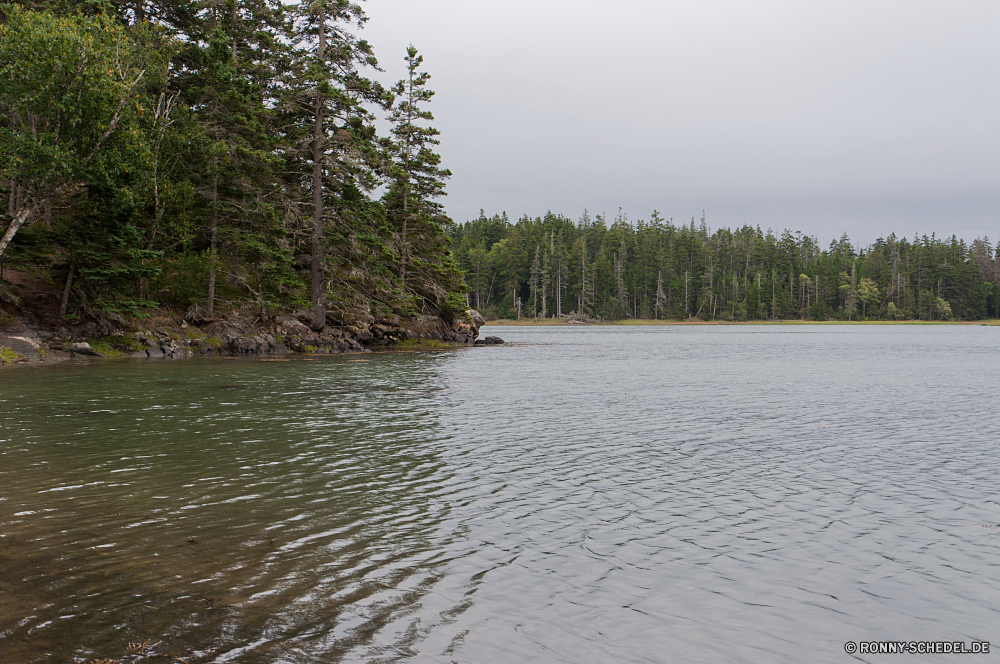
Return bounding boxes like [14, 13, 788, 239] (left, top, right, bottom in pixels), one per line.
[384, 46, 450, 285]
[284, 0, 384, 330]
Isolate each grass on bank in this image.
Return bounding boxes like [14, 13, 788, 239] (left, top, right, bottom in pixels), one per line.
[0, 347, 21, 363]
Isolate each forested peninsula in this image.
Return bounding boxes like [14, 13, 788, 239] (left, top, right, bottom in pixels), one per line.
[451, 211, 1000, 323]
[0, 0, 484, 363]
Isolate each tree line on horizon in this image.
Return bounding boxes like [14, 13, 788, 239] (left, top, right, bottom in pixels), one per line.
[0, 0, 465, 328]
[450, 210, 1000, 322]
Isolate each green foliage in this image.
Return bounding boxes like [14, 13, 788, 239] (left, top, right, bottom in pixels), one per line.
[1, 4, 466, 327]
[151, 253, 209, 308]
[0, 8, 149, 184]
[0, 8, 170, 253]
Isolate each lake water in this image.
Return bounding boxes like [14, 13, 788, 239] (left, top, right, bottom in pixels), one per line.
[2, 325, 999, 663]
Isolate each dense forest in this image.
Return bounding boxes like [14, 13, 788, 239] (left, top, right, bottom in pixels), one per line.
[4, 2, 998, 331]
[0, 0, 466, 329]
[450, 210, 1000, 322]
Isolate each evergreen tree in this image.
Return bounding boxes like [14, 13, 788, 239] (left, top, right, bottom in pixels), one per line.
[284, 0, 384, 330]
[384, 46, 450, 285]
[173, 0, 287, 316]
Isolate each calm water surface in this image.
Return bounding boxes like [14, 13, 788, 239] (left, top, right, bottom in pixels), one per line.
[1, 325, 999, 663]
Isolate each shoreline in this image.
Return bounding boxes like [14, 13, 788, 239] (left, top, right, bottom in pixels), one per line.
[485, 319, 1000, 327]
[0, 310, 490, 369]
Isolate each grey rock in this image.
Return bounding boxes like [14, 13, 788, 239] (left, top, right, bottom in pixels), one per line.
[97, 318, 124, 337]
[227, 334, 287, 354]
[234, 335, 263, 354]
[0, 336, 41, 359]
[129, 351, 149, 358]
[276, 315, 313, 336]
[468, 309, 486, 327]
[147, 347, 165, 358]
[346, 326, 372, 342]
[344, 339, 365, 353]
[65, 342, 106, 358]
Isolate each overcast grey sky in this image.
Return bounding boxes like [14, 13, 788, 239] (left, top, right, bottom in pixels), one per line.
[361, 0, 999, 244]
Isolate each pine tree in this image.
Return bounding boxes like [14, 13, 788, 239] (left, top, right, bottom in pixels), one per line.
[384, 46, 450, 285]
[174, 0, 286, 316]
[614, 249, 628, 318]
[284, 0, 384, 330]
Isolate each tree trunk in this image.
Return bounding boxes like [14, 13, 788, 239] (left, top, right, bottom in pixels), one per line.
[310, 9, 327, 332]
[255, 262, 266, 323]
[207, 158, 218, 316]
[0, 207, 31, 258]
[556, 269, 561, 317]
[399, 59, 415, 283]
[58, 258, 76, 324]
[399, 192, 407, 283]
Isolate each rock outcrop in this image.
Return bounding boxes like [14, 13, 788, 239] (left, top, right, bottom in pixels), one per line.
[0, 335, 42, 360]
[393, 314, 481, 344]
[0, 307, 487, 364]
[206, 322, 291, 355]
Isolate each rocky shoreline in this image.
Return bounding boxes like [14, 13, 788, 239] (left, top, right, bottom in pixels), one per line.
[0, 308, 497, 366]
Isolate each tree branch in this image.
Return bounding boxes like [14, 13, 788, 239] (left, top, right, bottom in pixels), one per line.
[86, 69, 145, 163]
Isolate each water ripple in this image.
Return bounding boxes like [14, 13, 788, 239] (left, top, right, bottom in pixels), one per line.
[2, 327, 999, 662]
